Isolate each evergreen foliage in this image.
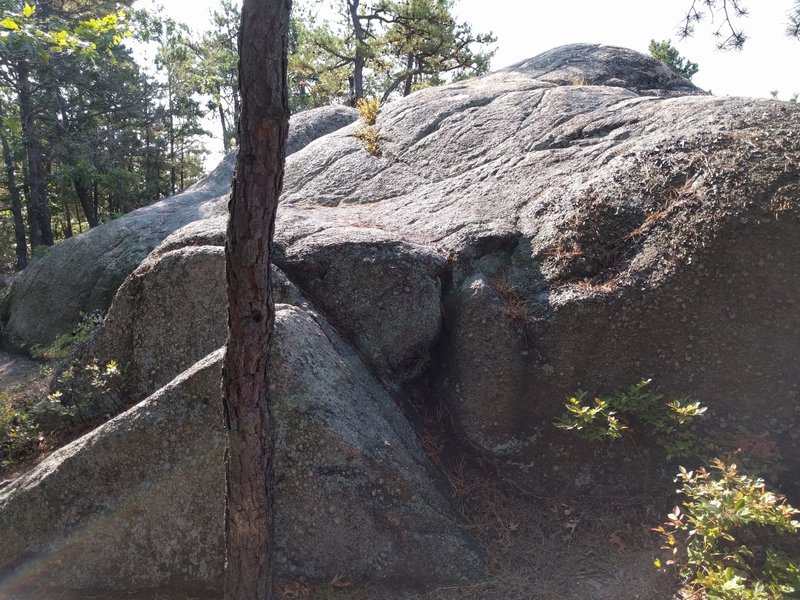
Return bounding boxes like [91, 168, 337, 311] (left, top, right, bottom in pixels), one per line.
[648, 39, 699, 80]
[290, 0, 495, 106]
[0, 0, 493, 271]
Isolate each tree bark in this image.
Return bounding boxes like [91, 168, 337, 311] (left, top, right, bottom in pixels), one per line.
[74, 175, 99, 228]
[61, 196, 73, 239]
[403, 53, 414, 96]
[222, 0, 290, 598]
[167, 78, 177, 196]
[18, 61, 53, 248]
[218, 84, 231, 154]
[348, 0, 365, 103]
[0, 130, 28, 269]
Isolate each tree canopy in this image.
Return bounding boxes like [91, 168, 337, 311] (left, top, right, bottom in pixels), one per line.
[648, 39, 699, 80]
[290, 0, 495, 107]
[0, 0, 494, 272]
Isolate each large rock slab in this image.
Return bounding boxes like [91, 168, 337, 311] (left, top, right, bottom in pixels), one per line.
[0, 106, 358, 347]
[0, 306, 482, 595]
[4, 43, 800, 500]
[270, 45, 800, 494]
[65, 221, 446, 417]
[278, 226, 448, 383]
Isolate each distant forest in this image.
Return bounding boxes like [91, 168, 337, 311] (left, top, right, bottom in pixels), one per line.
[0, 0, 494, 271]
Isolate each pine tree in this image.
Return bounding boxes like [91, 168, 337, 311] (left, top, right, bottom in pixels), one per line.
[648, 39, 699, 80]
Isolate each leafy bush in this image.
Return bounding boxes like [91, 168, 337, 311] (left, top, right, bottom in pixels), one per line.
[51, 357, 121, 422]
[0, 393, 40, 468]
[654, 460, 800, 599]
[554, 379, 708, 459]
[354, 124, 381, 156]
[31, 244, 50, 260]
[354, 97, 381, 155]
[30, 311, 103, 360]
[355, 97, 380, 125]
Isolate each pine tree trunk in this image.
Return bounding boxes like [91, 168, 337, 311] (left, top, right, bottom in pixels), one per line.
[218, 85, 231, 154]
[348, 0, 365, 102]
[403, 53, 414, 96]
[74, 175, 99, 228]
[0, 130, 28, 269]
[62, 197, 73, 239]
[168, 79, 177, 196]
[18, 61, 53, 248]
[222, 0, 291, 598]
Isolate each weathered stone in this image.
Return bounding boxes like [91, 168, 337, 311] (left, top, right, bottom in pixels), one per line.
[2, 40, 799, 547]
[0, 348, 224, 595]
[272, 44, 800, 494]
[1, 106, 358, 347]
[0, 306, 482, 595]
[438, 273, 531, 456]
[278, 226, 448, 383]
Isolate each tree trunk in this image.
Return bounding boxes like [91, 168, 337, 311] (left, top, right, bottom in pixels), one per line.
[62, 197, 73, 239]
[18, 61, 53, 247]
[168, 79, 177, 196]
[222, 0, 290, 598]
[0, 130, 28, 269]
[74, 175, 99, 228]
[403, 53, 414, 96]
[179, 144, 185, 192]
[233, 85, 241, 136]
[73, 196, 84, 233]
[348, 0, 365, 102]
[218, 84, 231, 154]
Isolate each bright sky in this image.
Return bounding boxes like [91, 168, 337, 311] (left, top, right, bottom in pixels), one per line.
[153, 0, 800, 99]
[147, 0, 800, 164]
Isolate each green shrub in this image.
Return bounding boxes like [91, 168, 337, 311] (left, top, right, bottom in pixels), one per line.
[0, 393, 40, 467]
[355, 97, 380, 125]
[30, 311, 103, 361]
[31, 244, 50, 260]
[51, 357, 121, 421]
[654, 460, 800, 599]
[354, 125, 381, 156]
[554, 379, 708, 459]
[354, 97, 381, 155]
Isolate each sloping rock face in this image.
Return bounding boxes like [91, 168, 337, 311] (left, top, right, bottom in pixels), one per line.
[2, 42, 800, 594]
[0, 105, 358, 347]
[0, 306, 482, 595]
[274, 44, 800, 495]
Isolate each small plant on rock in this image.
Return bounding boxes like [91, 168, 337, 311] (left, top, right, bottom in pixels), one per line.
[355, 97, 380, 125]
[354, 97, 381, 156]
[654, 460, 800, 599]
[0, 393, 40, 468]
[52, 357, 122, 422]
[554, 379, 708, 459]
[30, 311, 103, 361]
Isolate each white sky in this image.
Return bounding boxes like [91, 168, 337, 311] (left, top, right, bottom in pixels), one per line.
[154, 0, 800, 99]
[148, 0, 800, 163]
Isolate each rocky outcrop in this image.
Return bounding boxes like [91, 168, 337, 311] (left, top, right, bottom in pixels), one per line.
[0, 106, 358, 347]
[273, 44, 800, 494]
[2, 42, 800, 595]
[0, 306, 482, 594]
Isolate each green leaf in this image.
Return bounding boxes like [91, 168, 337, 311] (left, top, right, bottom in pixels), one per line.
[0, 18, 20, 31]
[52, 29, 69, 47]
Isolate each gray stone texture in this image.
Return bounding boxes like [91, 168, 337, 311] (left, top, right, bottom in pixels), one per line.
[2, 43, 800, 594]
[0, 306, 482, 594]
[1, 106, 358, 346]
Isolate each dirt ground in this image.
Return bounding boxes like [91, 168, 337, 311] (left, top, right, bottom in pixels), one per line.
[0, 351, 42, 392]
[277, 463, 680, 600]
[0, 350, 50, 481]
[17, 481, 680, 600]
